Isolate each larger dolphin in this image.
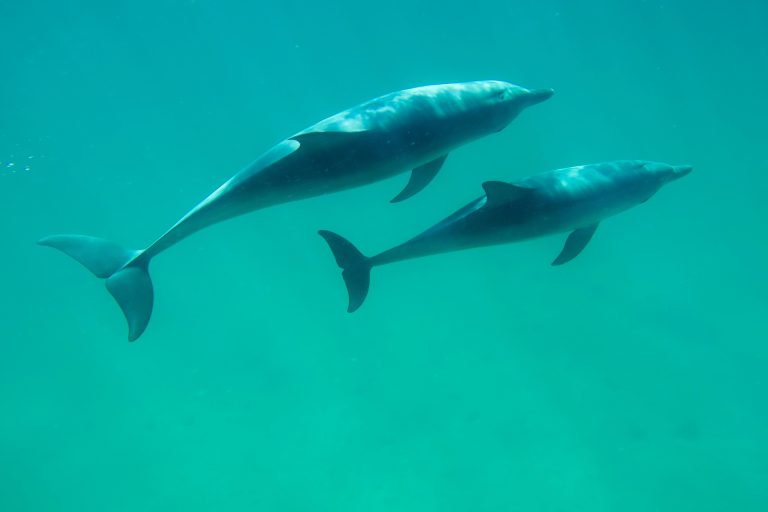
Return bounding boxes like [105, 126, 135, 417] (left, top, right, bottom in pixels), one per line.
[319, 160, 692, 312]
[39, 80, 553, 340]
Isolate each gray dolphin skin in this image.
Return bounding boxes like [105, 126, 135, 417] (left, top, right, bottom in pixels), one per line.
[319, 160, 693, 312]
[38, 80, 553, 341]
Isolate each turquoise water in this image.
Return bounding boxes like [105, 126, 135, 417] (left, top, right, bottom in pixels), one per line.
[2, 1, 767, 510]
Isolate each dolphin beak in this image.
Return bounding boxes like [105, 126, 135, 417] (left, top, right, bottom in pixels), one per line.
[524, 88, 555, 106]
[673, 165, 693, 178]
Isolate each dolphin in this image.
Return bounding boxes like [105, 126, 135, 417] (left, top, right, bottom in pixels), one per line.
[319, 160, 693, 312]
[38, 80, 553, 340]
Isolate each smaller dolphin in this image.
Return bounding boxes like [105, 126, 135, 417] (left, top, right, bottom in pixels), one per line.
[39, 81, 552, 340]
[319, 160, 692, 312]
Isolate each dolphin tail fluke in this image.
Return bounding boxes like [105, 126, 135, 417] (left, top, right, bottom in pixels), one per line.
[318, 230, 372, 313]
[38, 235, 153, 341]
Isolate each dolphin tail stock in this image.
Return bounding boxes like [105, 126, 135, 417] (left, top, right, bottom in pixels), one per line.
[318, 230, 372, 313]
[37, 235, 153, 341]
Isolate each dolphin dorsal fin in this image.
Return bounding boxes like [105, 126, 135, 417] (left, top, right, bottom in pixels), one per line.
[482, 181, 534, 207]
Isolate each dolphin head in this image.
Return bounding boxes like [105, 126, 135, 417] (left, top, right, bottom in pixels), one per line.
[595, 161, 692, 205]
[642, 161, 694, 184]
[469, 81, 554, 132]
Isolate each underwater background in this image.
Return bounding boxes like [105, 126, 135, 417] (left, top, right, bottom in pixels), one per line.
[2, 0, 767, 510]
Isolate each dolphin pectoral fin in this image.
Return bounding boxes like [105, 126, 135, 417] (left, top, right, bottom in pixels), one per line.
[552, 223, 599, 266]
[390, 154, 448, 203]
[482, 181, 534, 207]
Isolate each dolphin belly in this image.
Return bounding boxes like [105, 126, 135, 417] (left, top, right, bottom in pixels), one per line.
[220, 126, 455, 209]
[347, 166, 650, 269]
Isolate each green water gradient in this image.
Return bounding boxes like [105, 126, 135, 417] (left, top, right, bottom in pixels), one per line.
[1, 0, 767, 510]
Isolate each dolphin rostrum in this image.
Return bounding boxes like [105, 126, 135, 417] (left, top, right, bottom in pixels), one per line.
[319, 160, 692, 312]
[39, 81, 553, 340]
